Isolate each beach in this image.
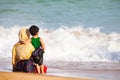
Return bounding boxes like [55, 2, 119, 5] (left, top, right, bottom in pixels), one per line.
[0, 72, 93, 80]
[0, 0, 120, 80]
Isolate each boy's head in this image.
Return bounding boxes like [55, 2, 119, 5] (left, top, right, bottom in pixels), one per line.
[29, 25, 39, 36]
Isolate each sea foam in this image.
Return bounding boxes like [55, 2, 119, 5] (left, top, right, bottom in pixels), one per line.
[0, 25, 120, 62]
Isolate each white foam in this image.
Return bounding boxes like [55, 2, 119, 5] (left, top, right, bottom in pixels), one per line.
[0, 25, 120, 62]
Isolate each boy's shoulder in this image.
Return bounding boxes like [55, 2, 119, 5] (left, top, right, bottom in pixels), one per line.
[31, 37, 41, 41]
[31, 36, 40, 39]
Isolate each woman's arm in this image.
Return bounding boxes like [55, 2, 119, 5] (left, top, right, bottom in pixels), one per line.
[12, 45, 16, 66]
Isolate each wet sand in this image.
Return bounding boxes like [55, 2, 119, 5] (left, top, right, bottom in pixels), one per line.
[0, 72, 94, 80]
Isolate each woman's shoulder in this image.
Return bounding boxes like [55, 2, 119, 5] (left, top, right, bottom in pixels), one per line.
[13, 42, 21, 47]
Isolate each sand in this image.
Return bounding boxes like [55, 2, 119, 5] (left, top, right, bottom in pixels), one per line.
[0, 72, 94, 80]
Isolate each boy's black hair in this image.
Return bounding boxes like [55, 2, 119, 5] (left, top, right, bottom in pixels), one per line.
[29, 25, 39, 36]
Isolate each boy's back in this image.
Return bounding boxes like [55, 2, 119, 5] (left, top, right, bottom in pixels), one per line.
[31, 37, 41, 49]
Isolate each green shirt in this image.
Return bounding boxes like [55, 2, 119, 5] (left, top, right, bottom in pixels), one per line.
[31, 37, 41, 49]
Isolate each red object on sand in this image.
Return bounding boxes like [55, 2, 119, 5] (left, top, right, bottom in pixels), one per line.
[44, 65, 47, 73]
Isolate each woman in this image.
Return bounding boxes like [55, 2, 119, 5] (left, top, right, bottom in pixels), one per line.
[12, 28, 36, 72]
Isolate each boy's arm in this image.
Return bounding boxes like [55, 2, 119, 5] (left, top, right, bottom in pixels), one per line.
[40, 38, 46, 51]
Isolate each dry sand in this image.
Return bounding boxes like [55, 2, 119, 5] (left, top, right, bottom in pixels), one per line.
[0, 72, 94, 80]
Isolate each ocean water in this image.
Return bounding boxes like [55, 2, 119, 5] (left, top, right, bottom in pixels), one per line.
[0, 0, 120, 80]
[0, 0, 120, 33]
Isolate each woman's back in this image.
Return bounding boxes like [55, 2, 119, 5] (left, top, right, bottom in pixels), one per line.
[15, 42, 34, 60]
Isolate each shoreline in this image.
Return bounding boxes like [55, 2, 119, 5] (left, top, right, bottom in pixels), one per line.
[0, 72, 94, 80]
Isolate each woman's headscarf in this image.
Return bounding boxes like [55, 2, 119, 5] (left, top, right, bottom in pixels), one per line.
[19, 28, 30, 43]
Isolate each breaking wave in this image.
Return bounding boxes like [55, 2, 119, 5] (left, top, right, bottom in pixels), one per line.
[0, 25, 120, 62]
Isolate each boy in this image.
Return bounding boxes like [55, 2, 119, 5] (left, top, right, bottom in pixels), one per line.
[29, 25, 45, 74]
